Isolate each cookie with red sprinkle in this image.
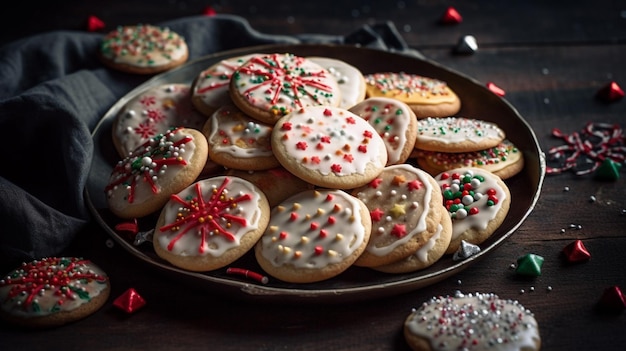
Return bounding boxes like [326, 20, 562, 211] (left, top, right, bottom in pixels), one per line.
[415, 117, 506, 153]
[0, 257, 110, 328]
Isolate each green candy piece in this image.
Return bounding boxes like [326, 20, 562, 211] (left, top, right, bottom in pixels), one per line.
[515, 253, 544, 276]
[594, 158, 621, 181]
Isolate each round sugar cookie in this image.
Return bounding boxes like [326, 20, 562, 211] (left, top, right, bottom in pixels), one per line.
[229, 53, 342, 124]
[349, 97, 418, 165]
[271, 106, 388, 189]
[153, 176, 270, 272]
[308, 56, 366, 109]
[0, 257, 110, 328]
[112, 83, 208, 158]
[99, 24, 188, 75]
[363, 72, 460, 118]
[404, 291, 541, 351]
[434, 167, 511, 255]
[202, 105, 279, 171]
[105, 127, 208, 219]
[254, 189, 371, 283]
[416, 139, 525, 180]
[191, 53, 262, 116]
[415, 117, 506, 153]
[226, 167, 315, 207]
[351, 164, 443, 267]
[372, 207, 452, 273]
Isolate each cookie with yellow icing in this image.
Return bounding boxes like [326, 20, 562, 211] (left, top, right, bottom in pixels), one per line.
[363, 72, 460, 118]
[254, 189, 371, 283]
[99, 24, 189, 75]
[153, 176, 270, 272]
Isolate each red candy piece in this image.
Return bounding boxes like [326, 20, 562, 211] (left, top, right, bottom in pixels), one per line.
[113, 288, 146, 314]
[202, 6, 217, 16]
[596, 81, 624, 103]
[562, 239, 591, 263]
[598, 286, 626, 313]
[487, 82, 506, 97]
[441, 6, 463, 24]
[86, 15, 105, 32]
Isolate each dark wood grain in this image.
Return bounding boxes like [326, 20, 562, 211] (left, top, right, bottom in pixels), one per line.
[1, 1, 625, 350]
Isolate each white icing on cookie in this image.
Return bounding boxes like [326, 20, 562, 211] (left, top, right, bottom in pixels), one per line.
[155, 176, 264, 257]
[417, 117, 505, 146]
[309, 56, 365, 108]
[414, 223, 443, 263]
[349, 97, 414, 164]
[364, 72, 457, 104]
[259, 189, 367, 269]
[113, 84, 207, 156]
[406, 291, 540, 351]
[207, 105, 274, 158]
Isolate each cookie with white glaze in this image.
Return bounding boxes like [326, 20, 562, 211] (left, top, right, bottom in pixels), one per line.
[271, 106, 388, 189]
[351, 164, 443, 267]
[191, 53, 262, 116]
[229, 53, 342, 124]
[112, 83, 208, 158]
[308, 56, 366, 109]
[349, 97, 418, 165]
[404, 291, 541, 351]
[255, 189, 371, 283]
[0, 257, 110, 328]
[201, 104, 279, 171]
[434, 167, 511, 255]
[99, 24, 188, 75]
[415, 117, 506, 153]
[105, 127, 208, 219]
[226, 167, 314, 207]
[363, 72, 461, 118]
[153, 176, 270, 272]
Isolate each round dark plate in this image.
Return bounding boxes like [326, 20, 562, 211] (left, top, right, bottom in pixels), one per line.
[85, 44, 545, 303]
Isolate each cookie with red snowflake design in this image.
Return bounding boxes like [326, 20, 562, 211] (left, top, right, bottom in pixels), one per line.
[112, 83, 208, 158]
[0, 257, 110, 328]
[153, 176, 270, 272]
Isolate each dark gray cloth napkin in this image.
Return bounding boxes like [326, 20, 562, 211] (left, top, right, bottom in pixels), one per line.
[0, 14, 420, 273]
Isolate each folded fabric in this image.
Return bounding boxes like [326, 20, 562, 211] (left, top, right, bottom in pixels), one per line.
[0, 14, 421, 273]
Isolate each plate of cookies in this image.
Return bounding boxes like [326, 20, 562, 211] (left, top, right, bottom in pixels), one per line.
[86, 43, 545, 303]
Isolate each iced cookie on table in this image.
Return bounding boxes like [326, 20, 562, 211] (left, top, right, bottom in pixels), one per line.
[271, 106, 388, 189]
[404, 291, 541, 351]
[202, 104, 279, 171]
[226, 167, 314, 207]
[416, 139, 525, 180]
[153, 176, 270, 272]
[255, 189, 371, 283]
[350, 164, 443, 267]
[229, 53, 342, 124]
[105, 127, 208, 219]
[349, 97, 418, 165]
[435, 168, 511, 255]
[99, 24, 188, 74]
[415, 117, 506, 153]
[112, 83, 207, 157]
[363, 72, 460, 118]
[309, 56, 366, 109]
[0, 257, 110, 328]
[191, 53, 261, 116]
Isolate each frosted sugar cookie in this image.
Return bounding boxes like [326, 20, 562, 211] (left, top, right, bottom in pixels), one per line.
[351, 164, 443, 267]
[404, 291, 541, 351]
[415, 117, 506, 153]
[0, 257, 110, 328]
[271, 106, 388, 189]
[105, 127, 208, 219]
[202, 105, 279, 171]
[226, 167, 314, 207]
[191, 53, 261, 116]
[416, 140, 525, 180]
[99, 24, 188, 74]
[255, 189, 371, 283]
[349, 97, 418, 165]
[363, 72, 460, 118]
[309, 56, 366, 109]
[229, 53, 342, 124]
[435, 168, 511, 254]
[153, 176, 270, 272]
[112, 83, 208, 157]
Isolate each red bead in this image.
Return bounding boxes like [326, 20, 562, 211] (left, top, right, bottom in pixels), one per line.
[440, 172, 450, 180]
[562, 239, 591, 263]
[440, 6, 463, 24]
[113, 288, 146, 314]
[469, 207, 479, 215]
[596, 81, 624, 102]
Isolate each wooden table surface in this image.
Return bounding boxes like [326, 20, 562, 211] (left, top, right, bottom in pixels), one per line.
[2, 1, 625, 350]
